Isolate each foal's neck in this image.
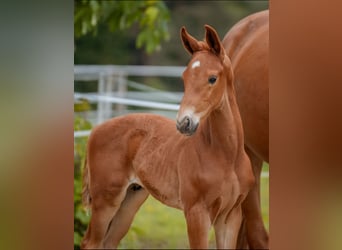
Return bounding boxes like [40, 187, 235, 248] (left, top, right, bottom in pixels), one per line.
[200, 90, 244, 159]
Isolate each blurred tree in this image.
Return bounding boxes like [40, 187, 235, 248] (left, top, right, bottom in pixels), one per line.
[75, 1, 268, 65]
[74, 1, 268, 91]
[75, 0, 170, 54]
[149, 1, 269, 66]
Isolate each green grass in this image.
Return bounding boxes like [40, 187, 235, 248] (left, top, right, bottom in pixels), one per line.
[118, 163, 269, 249]
[261, 162, 269, 231]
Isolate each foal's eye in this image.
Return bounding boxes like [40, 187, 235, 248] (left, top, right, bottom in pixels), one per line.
[208, 76, 217, 84]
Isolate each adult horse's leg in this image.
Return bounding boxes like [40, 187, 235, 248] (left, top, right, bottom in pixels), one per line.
[103, 186, 149, 248]
[240, 146, 269, 249]
[184, 204, 211, 249]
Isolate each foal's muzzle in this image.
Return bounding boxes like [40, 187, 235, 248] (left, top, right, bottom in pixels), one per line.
[176, 116, 199, 136]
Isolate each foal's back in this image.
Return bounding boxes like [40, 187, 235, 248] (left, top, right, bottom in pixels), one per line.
[88, 113, 177, 150]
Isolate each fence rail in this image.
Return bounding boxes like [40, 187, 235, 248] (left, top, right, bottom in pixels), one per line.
[74, 93, 180, 111]
[75, 65, 185, 80]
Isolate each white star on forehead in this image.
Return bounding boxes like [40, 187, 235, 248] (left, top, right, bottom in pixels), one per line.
[191, 60, 200, 69]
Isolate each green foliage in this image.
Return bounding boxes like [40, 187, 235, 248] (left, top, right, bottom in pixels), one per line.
[74, 177, 90, 249]
[75, 0, 170, 54]
[261, 163, 269, 231]
[74, 114, 91, 170]
[74, 115, 92, 249]
[74, 98, 91, 113]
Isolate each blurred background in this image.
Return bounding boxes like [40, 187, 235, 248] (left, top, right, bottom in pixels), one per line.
[74, 1, 269, 249]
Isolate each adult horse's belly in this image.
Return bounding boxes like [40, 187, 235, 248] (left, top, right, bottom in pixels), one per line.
[222, 10, 269, 162]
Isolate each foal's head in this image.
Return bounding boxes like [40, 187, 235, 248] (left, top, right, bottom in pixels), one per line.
[176, 25, 233, 136]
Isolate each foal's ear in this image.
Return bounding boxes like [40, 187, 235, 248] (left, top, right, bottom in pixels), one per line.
[180, 26, 200, 55]
[204, 25, 225, 61]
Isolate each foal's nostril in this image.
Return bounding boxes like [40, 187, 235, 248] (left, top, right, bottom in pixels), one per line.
[184, 117, 190, 129]
[177, 116, 194, 135]
[182, 116, 192, 130]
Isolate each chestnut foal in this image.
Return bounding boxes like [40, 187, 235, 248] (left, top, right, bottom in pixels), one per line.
[80, 25, 254, 249]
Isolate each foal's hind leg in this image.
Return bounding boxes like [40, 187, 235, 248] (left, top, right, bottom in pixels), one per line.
[81, 185, 127, 249]
[103, 185, 149, 248]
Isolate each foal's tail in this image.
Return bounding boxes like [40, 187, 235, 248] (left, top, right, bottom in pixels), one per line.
[82, 156, 92, 211]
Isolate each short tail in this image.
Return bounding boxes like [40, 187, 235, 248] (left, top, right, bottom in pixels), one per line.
[82, 156, 91, 211]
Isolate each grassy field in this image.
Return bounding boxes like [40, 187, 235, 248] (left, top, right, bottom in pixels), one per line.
[118, 163, 269, 249]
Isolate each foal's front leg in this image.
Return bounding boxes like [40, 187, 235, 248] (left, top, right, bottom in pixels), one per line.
[184, 204, 211, 249]
[224, 205, 243, 249]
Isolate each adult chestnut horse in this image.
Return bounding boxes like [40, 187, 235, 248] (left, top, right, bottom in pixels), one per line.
[222, 10, 269, 249]
[80, 25, 254, 249]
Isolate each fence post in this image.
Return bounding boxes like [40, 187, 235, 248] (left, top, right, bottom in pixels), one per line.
[97, 72, 106, 124]
[116, 72, 127, 115]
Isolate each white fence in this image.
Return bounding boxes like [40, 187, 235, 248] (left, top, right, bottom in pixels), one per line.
[74, 65, 185, 137]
